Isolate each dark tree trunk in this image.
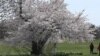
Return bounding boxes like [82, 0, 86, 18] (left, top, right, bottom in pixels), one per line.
[19, 0, 25, 20]
[19, 0, 23, 19]
[31, 30, 52, 55]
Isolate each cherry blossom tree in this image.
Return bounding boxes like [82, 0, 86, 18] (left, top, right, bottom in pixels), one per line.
[0, 0, 95, 55]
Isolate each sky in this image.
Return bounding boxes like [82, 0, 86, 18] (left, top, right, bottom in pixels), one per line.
[64, 0, 100, 26]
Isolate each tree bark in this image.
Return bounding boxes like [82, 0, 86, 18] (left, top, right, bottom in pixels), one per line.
[31, 30, 52, 55]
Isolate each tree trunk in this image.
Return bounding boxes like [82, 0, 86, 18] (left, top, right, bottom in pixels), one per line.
[31, 30, 52, 55]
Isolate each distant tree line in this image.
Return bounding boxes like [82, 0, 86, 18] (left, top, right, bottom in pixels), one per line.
[95, 26, 100, 39]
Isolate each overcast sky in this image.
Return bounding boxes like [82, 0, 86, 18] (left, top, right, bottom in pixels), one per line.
[64, 0, 100, 26]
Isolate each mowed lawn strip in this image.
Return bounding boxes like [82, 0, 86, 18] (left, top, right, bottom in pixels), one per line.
[56, 40, 100, 56]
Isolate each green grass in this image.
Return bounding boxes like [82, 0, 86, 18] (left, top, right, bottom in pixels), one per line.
[0, 40, 99, 56]
[56, 39, 100, 56]
[0, 44, 30, 55]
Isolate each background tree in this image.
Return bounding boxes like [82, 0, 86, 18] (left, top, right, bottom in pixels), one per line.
[95, 26, 100, 39]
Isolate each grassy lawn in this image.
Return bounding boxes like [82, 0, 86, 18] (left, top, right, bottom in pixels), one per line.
[56, 39, 100, 56]
[0, 40, 99, 56]
[0, 43, 30, 56]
